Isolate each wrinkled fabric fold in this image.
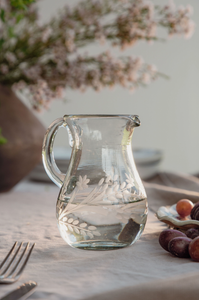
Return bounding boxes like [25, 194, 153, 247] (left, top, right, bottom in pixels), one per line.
[144, 172, 199, 212]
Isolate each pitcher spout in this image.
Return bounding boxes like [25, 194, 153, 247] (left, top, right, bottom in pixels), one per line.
[126, 115, 140, 132]
[130, 115, 140, 127]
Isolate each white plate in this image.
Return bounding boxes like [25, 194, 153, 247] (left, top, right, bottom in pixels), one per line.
[133, 148, 163, 179]
[133, 148, 163, 164]
[156, 204, 199, 230]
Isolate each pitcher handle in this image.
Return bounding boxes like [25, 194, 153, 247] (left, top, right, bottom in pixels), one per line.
[42, 117, 67, 188]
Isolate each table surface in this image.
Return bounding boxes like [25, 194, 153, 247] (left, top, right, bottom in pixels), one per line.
[0, 179, 199, 300]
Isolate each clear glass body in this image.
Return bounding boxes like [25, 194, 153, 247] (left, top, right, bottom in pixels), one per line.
[43, 115, 148, 250]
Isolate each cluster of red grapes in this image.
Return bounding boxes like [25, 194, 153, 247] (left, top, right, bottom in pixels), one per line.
[159, 199, 199, 262]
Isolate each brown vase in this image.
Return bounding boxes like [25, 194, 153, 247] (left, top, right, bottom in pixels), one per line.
[0, 85, 46, 192]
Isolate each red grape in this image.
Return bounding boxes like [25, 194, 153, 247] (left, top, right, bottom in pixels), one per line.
[190, 202, 199, 220]
[159, 229, 186, 252]
[189, 236, 199, 261]
[185, 228, 199, 239]
[168, 237, 191, 258]
[176, 199, 194, 218]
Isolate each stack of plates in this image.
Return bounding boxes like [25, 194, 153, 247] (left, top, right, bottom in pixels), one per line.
[28, 147, 163, 182]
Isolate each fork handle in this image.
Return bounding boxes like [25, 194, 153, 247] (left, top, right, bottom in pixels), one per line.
[0, 281, 37, 300]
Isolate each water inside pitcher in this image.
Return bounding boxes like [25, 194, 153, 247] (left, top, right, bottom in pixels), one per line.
[42, 115, 148, 250]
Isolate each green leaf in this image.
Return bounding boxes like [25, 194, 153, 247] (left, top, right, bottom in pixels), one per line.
[16, 13, 24, 23]
[0, 9, 5, 22]
[0, 38, 5, 49]
[0, 128, 7, 145]
[8, 27, 15, 38]
[10, 0, 35, 10]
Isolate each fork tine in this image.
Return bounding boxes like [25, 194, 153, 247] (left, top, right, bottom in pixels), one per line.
[0, 242, 23, 277]
[7, 242, 29, 276]
[0, 242, 35, 283]
[0, 242, 17, 270]
[15, 243, 35, 279]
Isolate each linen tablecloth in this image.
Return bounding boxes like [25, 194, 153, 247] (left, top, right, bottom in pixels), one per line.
[0, 172, 199, 300]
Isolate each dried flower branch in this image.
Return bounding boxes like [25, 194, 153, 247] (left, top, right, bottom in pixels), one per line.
[0, 0, 195, 111]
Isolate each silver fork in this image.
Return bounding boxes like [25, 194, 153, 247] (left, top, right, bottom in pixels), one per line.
[0, 242, 35, 284]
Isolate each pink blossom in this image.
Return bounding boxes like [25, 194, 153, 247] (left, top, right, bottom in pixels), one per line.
[0, 64, 9, 74]
[5, 52, 17, 64]
[41, 27, 52, 42]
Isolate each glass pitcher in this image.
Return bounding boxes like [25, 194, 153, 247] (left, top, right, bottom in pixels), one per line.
[42, 115, 148, 250]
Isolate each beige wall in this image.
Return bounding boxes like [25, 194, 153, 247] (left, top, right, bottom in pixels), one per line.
[35, 0, 199, 174]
